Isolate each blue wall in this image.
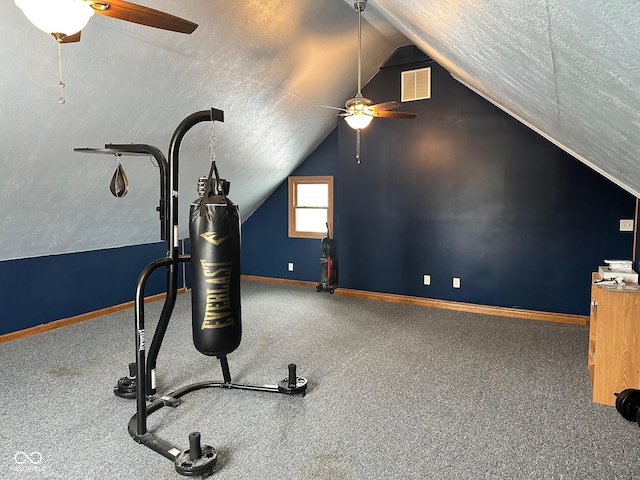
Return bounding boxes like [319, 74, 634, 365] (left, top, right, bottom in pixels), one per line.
[241, 129, 338, 281]
[242, 46, 637, 316]
[0, 242, 170, 335]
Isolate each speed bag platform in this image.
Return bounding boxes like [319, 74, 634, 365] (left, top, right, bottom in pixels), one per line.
[189, 192, 242, 356]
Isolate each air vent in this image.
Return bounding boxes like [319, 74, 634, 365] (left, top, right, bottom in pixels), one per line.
[401, 67, 431, 102]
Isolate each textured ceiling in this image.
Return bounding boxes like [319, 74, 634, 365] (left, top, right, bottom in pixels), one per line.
[373, 0, 640, 197]
[1, 0, 639, 261]
[0, 0, 404, 260]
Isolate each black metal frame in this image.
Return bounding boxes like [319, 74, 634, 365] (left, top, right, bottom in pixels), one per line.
[76, 109, 307, 476]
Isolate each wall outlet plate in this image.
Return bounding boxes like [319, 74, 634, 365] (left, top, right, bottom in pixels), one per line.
[288, 262, 294, 271]
[453, 277, 461, 288]
[423, 274, 431, 285]
[620, 219, 634, 232]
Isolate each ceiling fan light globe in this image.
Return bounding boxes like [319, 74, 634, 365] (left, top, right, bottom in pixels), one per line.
[15, 0, 94, 36]
[345, 113, 373, 130]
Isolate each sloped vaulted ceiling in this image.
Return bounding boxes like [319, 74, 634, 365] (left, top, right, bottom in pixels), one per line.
[371, 0, 640, 198]
[1, 0, 639, 262]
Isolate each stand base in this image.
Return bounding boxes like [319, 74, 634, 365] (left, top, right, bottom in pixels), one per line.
[130, 361, 308, 478]
[175, 447, 217, 477]
[129, 378, 308, 476]
[114, 362, 137, 399]
[114, 376, 136, 399]
[278, 376, 308, 394]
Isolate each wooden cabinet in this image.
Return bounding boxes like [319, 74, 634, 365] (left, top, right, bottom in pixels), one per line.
[589, 273, 640, 406]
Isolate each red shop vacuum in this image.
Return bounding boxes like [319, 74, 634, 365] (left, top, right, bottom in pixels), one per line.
[316, 223, 338, 293]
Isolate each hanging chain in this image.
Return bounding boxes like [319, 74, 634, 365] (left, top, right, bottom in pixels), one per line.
[57, 41, 65, 104]
[207, 118, 226, 201]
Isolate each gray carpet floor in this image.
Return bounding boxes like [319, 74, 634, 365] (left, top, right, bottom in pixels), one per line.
[2, 280, 640, 479]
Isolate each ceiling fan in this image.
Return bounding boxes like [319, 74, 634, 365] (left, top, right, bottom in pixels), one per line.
[14, 0, 197, 102]
[323, 0, 416, 163]
[14, 0, 197, 43]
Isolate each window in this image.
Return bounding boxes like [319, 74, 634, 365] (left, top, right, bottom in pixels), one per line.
[288, 176, 333, 239]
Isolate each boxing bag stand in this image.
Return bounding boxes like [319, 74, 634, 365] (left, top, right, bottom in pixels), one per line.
[76, 109, 308, 477]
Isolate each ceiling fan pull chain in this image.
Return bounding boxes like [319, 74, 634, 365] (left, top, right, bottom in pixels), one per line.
[57, 41, 65, 104]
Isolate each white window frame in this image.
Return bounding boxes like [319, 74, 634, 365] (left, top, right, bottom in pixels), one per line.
[288, 176, 334, 239]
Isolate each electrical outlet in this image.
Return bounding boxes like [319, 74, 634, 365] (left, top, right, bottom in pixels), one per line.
[423, 274, 431, 286]
[288, 262, 294, 272]
[453, 277, 461, 289]
[620, 219, 634, 232]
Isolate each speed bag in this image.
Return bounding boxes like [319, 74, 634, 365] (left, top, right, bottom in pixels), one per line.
[189, 195, 242, 356]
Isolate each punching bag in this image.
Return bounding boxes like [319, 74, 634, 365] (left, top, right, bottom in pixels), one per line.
[189, 166, 242, 356]
[110, 162, 128, 197]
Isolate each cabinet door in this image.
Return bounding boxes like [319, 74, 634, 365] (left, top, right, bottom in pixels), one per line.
[588, 284, 598, 385]
[592, 288, 640, 406]
[589, 273, 602, 386]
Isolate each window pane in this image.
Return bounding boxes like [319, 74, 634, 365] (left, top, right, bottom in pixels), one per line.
[297, 183, 328, 207]
[288, 176, 333, 239]
[295, 208, 327, 232]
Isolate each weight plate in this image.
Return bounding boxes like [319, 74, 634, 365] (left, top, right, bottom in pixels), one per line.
[615, 389, 640, 422]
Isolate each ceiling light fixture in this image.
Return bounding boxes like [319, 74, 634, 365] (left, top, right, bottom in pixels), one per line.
[15, 0, 197, 103]
[14, 0, 93, 103]
[14, 0, 94, 38]
[344, 111, 373, 130]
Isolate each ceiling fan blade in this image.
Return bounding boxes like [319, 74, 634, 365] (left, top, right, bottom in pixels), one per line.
[91, 0, 198, 34]
[372, 111, 417, 119]
[369, 101, 402, 112]
[58, 31, 82, 43]
[303, 114, 338, 120]
[316, 104, 348, 112]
